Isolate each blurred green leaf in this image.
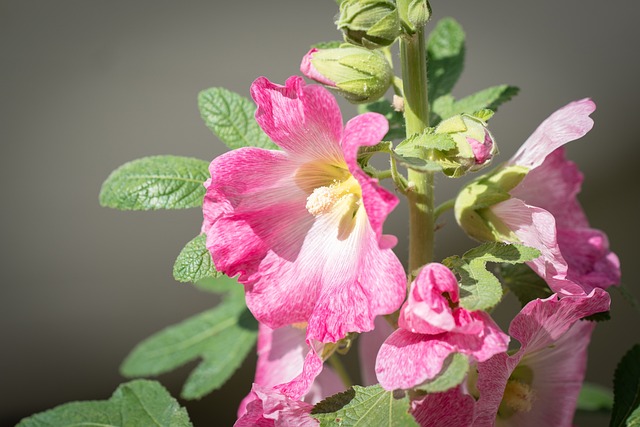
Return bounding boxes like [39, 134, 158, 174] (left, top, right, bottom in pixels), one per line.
[610, 344, 640, 427]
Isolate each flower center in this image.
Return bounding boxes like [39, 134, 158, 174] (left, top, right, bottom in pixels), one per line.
[498, 379, 535, 419]
[305, 176, 361, 217]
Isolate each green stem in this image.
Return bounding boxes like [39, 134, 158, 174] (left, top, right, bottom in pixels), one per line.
[328, 354, 353, 388]
[397, 0, 433, 278]
[434, 198, 455, 220]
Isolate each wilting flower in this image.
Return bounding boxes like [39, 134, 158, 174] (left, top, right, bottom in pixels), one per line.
[375, 263, 509, 390]
[471, 289, 610, 427]
[202, 76, 406, 343]
[455, 99, 620, 295]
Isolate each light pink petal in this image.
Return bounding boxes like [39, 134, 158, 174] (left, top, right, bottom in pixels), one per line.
[235, 385, 318, 427]
[510, 148, 588, 228]
[300, 48, 336, 86]
[490, 198, 586, 296]
[472, 352, 513, 427]
[412, 387, 475, 427]
[251, 76, 344, 162]
[341, 112, 395, 239]
[359, 316, 395, 386]
[468, 132, 494, 165]
[399, 263, 459, 335]
[276, 340, 325, 400]
[559, 227, 621, 290]
[508, 98, 595, 170]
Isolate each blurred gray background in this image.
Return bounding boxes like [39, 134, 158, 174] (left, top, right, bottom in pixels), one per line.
[2, 1, 639, 426]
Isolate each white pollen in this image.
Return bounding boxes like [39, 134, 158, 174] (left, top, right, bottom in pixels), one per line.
[306, 186, 340, 216]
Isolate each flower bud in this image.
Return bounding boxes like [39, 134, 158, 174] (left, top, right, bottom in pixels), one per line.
[337, 0, 401, 49]
[434, 114, 497, 176]
[300, 46, 393, 104]
[454, 165, 528, 241]
[407, 0, 431, 31]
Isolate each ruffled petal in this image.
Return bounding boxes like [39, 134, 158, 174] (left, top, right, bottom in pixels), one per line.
[251, 76, 344, 162]
[508, 99, 595, 170]
[490, 198, 586, 296]
[510, 148, 588, 229]
[341, 112, 395, 239]
[412, 387, 475, 427]
[275, 340, 325, 400]
[359, 316, 395, 386]
[235, 385, 318, 427]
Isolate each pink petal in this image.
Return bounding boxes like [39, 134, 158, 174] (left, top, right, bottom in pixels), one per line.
[276, 340, 325, 400]
[412, 387, 475, 427]
[235, 384, 318, 427]
[510, 148, 588, 229]
[300, 48, 336, 86]
[508, 99, 595, 170]
[251, 76, 344, 162]
[341, 112, 394, 239]
[490, 198, 586, 296]
[359, 316, 395, 386]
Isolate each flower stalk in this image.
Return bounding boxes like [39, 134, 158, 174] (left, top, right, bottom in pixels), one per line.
[397, 0, 433, 277]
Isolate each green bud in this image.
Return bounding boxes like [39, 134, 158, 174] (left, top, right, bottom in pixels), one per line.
[454, 165, 528, 241]
[337, 0, 401, 49]
[433, 114, 498, 177]
[407, 0, 431, 31]
[301, 45, 393, 104]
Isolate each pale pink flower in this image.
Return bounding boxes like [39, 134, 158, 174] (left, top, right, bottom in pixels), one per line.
[235, 384, 318, 427]
[472, 288, 610, 427]
[202, 76, 406, 343]
[375, 263, 509, 390]
[487, 99, 620, 295]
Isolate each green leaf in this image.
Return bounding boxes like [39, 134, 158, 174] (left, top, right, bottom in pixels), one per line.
[395, 130, 456, 158]
[173, 234, 221, 283]
[99, 156, 210, 210]
[311, 385, 419, 427]
[427, 17, 465, 102]
[312, 40, 344, 49]
[198, 87, 277, 150]
[498, 263, 553, 307]
[433, 85, 519, 122]
[444, 243, 541, 311]
[610, 344, 640, 427]
[391, 152, 444, 173]
[628, 406, 640, 427]
[121, 283, 257, 399]
[358, 99, 405, 140]
[578, 382, 614, 412]
[417, 353, 469, 394]
[16, 380, 192, 427]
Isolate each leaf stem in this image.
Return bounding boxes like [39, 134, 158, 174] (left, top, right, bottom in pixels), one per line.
[434, 198, 455, 220]
[328, 354, 353, 388]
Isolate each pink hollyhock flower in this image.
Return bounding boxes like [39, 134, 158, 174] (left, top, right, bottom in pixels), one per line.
[236, 324, 343, 426]
[457, 99, 620, 295]
[411, 386, 475, 427]
[202, 76, 406, 343]
[472, 288, 610, 427]
[375, 263, 509, 390]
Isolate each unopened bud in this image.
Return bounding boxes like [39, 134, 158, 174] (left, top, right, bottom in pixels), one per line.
[435, 114, 497, 176]
[407, 0, 431, 31]
[301, 46, 393, 104]
[337, 0, 401, 49]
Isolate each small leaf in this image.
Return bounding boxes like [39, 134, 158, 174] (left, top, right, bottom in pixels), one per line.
[417, 353, 469, 394]
[311, 384, 419, 427]
[358, 99, 406, 140]
[433, 85, 519, 122]
[173, 234, 220, 283]
[395, 131, 456, 159]
[427, 18, 465, 102]
[100, 156, 210, 210]
[578, 382, 613, 412]
[121, 283, 257, 399]
[610, 344, 640, 427]
[472, 109, 495, 122]
[198, 87, 277, 150]
[16, 380, 193, 427]
[312, 40, 344, 49]
[391, 152, 443, 173]
[444, 243, 541, 311]
[498, 263, 553, 307]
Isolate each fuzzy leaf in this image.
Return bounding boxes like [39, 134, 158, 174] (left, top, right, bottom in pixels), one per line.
[358, 99, 405, 140]
[198, 87, 277, 150]
[427, 18, 465, 101]
[433, 85, 519, 122]
[395, 131, 456, 159]
[121, 279, 257, 399]
[444, 243, 541, 311]
[578, 382, 613, 412]
[311, 385, 418, 427]
[173, 234, 220, 283]
[99, 156, 210, 210]
[498, 263, 553, 307]
[416, 353, 469, 394]
[610, 344, 640, 427]
[16, 380, 192, 427]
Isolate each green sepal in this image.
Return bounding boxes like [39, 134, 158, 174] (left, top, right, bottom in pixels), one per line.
[198, 87, 277, 150]
[416, 353, 469, 394]
[311, 40, 344, 49]
[311, 384, 419, 427]
[16, 380, 193, 427]
[120, 276, 257, 399]
[443, 242, 541, 311]
[173, 234, 221, 283]
[610, 344, 640, 427]
[99, 155, 210, 210]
